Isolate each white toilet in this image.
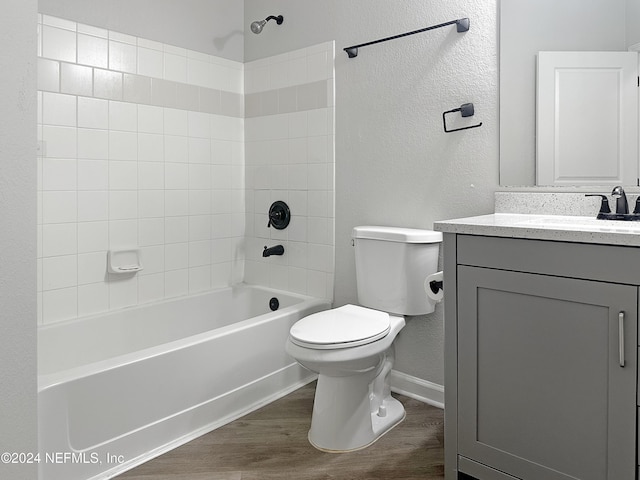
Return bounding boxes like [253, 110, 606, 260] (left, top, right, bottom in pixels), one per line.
[285, 226, 442, 452]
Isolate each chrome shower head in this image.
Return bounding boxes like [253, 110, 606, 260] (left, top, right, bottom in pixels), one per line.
[250, 15, 283, 34]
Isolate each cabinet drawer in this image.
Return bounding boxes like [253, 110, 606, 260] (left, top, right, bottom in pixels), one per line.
[457, 235, 640, 284]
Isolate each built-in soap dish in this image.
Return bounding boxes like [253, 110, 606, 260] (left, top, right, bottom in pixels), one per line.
[107, 249, 143, 274]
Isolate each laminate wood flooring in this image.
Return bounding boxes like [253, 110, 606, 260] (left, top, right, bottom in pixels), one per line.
[117, 381, 444, 480]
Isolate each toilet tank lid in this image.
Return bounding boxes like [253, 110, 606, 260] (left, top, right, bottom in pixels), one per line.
[352, 226, 442, 244]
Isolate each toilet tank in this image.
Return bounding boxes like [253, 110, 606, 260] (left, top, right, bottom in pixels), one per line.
[352, 226, 442, 316]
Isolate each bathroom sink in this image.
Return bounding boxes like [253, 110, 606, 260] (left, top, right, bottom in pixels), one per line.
[516, 215, 640, 234]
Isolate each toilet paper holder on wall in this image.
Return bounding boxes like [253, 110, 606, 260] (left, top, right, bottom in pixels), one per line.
[425, 271, 444, 304]
[429, 279, 443, 295]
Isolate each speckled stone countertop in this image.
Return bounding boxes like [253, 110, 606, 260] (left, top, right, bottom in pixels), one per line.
[434, 213, 640, 247]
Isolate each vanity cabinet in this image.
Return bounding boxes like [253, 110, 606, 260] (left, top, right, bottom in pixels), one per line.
[443, 234, 639, 480]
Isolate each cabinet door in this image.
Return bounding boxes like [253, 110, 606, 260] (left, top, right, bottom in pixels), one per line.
[457, 266, 637, 480]
[536, 51, 638, 186]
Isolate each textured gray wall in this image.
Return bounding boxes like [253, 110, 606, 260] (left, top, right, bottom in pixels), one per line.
[38, 0, 244, 61]
[246, 0, 500, 387]
[0, 1, 38, 479]
[628, 0, 640, 46]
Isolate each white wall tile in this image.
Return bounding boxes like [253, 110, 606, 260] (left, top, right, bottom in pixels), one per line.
[165, 216, 189, 244]
[77, 33, 108, 68]
[187, 59, 213, 87]
[78, 282, 109, 317]
[42, 159, 76, 191]
[211, 262, 232, 288]
[307, 51, 329, 83]
[42, 191, 77, 224]
[77, 191, 108, 222]
[189, 266, 211, 293]
[42, 25, 76, 63]
[164, 108, 189, 136]
[94, 69, 123, 100]
[109, 40, 137, 73]
[42, 126, 77, 158]
[42, 255, 77, 290]
[138, 134, 164, 161]
[165, 163, 189, 190]
[139, 245, 164, 274]
[109, 276, 138, 309]
[189, 215, 211, 241]
[78, 160, 108, 190]
[138, 105, 164, 133]
[109, 101, 137, 132]
[138, 47, 163, 78]
[109, 191, 138, 219]
[78, 221, 109, 253]
[109, 131, 137, 160]
[138, 37, 163, 51]
[138, 162, 165, 189]
[78, 252, 107, 285]
[109, 219, 138, 249]
[138, 273, 164, 304]
[307, 162, 328, 190]
[165, 242, 188, 271]
[42, 15, 75, 30]
[78, 128, 109, 159]
[189, 190, 211, 215]
[164, 53, 187, 83]
[189, 240, 211, 267]
[165, 269, 188, 298]
[109, 30, 136, 45]
[42, 223, 77, 257]
[37, 58, 60, 92]
[139, 218, 165, 246]
[164, 135, 189, 163]
[188, 138, 211, 164]
[42, 92, 76, 127]
[188, 111, 210, 138]
[42, 287, 77, 323]
[139, 190, 164, 218]
[60, 63, 93, 96]
[109, 161, 138, 190]
[78, 97, 109, 129]
[189, 164, 211, 190]
[165, 190, 189, 216]
[77, 23, 108, 39]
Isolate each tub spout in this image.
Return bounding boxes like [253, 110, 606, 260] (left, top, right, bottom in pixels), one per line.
[263, 245, 284, 257]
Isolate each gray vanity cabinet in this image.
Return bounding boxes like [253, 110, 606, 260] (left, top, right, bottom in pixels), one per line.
[444, 234, 639, 480]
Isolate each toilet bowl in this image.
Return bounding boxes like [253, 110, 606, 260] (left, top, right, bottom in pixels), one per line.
[285, 226, 442, 452]
[285, 304, 406, 452]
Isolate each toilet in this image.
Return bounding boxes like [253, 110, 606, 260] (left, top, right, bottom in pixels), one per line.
[285, 226, 442, 452]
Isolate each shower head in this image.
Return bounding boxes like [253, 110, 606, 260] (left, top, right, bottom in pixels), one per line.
[250, 15, 284, 34]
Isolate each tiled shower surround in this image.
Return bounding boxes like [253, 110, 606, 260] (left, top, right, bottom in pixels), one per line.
[244, 45, 335, 299]
[37, 14, 335, 324]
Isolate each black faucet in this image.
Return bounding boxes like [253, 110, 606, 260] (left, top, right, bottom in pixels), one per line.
[263, 245, 284, 257]
[612, 186, 629, 214]
[586, 186, 640, 221]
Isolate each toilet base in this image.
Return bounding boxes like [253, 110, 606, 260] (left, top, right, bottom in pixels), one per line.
[307, 372, 406, 452]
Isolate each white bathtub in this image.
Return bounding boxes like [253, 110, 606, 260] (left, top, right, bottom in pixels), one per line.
[38, 284, 329, 480]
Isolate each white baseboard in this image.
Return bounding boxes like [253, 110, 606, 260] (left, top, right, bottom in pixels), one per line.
[390, 370, 444, 409]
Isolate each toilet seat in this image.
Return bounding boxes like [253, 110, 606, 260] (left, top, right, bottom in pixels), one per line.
[289, 304, 390, 350]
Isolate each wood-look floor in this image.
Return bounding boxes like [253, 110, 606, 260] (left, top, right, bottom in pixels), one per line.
[117, 381, 445, 480]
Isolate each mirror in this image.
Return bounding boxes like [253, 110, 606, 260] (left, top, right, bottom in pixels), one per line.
[499, 0, 640, 186]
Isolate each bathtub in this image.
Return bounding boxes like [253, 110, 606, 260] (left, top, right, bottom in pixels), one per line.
[38, 284, 329, 480]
